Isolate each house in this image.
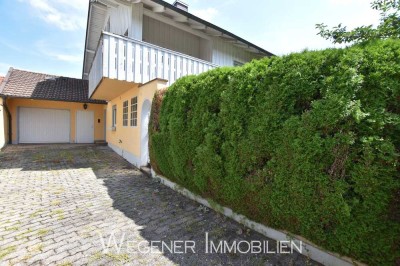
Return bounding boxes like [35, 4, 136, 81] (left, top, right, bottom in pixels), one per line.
[0, 68, 107, 147]
[83, 0, 273, 167]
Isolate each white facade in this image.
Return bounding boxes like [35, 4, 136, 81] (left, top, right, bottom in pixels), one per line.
[100, 1, 262, 66]
[88, 32, 216, 96]
[84, 0, 271, 97]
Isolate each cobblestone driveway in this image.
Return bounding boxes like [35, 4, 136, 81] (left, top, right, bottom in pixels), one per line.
[0, 145, 318, 266]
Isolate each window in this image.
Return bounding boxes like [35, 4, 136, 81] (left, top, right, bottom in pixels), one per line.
[123, 101, 129, 126]
[233, 60, 244, 67]
[130, 97, 138, 127]
[112, 105, 117, 128]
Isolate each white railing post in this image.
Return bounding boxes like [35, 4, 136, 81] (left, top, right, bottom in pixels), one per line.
[88, 32, 217, 97]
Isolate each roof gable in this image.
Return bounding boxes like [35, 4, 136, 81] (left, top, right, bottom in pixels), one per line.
[0, 68, 106, 104]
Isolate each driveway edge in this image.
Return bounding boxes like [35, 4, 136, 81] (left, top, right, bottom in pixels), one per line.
[151, 169, 364, 266]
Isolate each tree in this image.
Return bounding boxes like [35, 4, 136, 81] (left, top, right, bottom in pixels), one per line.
[316, 0, 400, 44]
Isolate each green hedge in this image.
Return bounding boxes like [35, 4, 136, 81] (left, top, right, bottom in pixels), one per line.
[149, 39, 400, 265]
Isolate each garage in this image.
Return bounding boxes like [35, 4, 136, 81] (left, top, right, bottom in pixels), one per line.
[19, 107, 70, 143]
[0, 68, 107, 145]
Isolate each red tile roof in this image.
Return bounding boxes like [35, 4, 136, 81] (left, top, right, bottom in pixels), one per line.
[0, 68, 106, 104]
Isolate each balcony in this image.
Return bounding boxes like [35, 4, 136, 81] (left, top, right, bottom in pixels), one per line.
[88, 32, 217, 100]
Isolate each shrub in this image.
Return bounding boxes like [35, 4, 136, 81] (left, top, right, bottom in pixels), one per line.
[149, 39, 400, 265]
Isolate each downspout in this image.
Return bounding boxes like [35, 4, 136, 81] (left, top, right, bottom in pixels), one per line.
[1, 96, 12, 144]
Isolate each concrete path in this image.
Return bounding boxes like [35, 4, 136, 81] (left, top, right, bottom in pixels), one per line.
[0, 145, 319, 265]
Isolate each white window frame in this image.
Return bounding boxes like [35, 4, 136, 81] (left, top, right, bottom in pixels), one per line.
[112, 105, 117, 129]
[130, 97, 138, 127]
[123, 100, 129, 127]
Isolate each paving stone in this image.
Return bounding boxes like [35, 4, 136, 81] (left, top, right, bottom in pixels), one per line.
[0, 144, 320, 265]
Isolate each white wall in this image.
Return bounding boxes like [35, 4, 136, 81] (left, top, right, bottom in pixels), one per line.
[131, 3, 143, 40]
[108, 4, 132, 36]
[212, 37, 259, 66]
[143, 15, 203, 60]
[106, 3, 262, 67]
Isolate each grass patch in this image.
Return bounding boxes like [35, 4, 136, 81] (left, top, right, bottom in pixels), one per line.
[57, 262, 72, 266]
[29, 209, 43, 218]
[51, 209, 64, 216]
[5, 226, 20, 231]
[31, 244, 44, 252]
[0, 246, 16, 260]
[32, 153, 45, 162]
[209, 227, 225, 238]
[53, 189, 65, 195]
[90, 251, 103, 261]
[90, 252, 130, 264]
[37, 229, 49, 236]
[59, 151, 74, 162]
[51, 200, 61, 206]
[105, 253, 130, 263]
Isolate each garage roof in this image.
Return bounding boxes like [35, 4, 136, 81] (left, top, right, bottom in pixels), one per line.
[0, 68, 106, 104]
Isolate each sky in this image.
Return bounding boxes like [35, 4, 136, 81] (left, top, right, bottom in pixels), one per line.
[0, 0, 380, 78]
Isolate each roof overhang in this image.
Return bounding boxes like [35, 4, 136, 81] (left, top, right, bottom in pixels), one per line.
[82, 1, 108, 80]
[90, 78, 139, 101]
[82, 0, 274, 79]
[145, 0, 274, 57]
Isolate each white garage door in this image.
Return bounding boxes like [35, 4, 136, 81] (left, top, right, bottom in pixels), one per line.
[19, 107, 70, 143]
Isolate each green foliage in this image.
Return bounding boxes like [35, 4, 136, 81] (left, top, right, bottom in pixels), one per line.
[149, 40, 400, 265]
[316, 0, 400, 43]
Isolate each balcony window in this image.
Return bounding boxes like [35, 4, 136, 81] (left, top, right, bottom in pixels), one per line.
[123, 101, 129, 126]
[130, 97, 138, 127]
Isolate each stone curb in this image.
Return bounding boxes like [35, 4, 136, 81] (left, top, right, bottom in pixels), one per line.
[151, 169, 365, 266]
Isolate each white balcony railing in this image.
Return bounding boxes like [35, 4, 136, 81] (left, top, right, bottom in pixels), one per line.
[88, 32, 217, 97]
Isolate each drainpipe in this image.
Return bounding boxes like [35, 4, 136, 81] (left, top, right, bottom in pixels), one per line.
[1, 96, 12, 144]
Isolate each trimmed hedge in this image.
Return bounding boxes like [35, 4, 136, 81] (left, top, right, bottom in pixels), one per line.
[149, 39, 400, 265]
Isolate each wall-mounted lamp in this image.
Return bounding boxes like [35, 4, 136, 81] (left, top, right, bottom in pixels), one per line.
[83, 103, 88, 110]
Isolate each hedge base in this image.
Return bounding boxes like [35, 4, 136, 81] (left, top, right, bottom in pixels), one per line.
[150, 169, 363, 266]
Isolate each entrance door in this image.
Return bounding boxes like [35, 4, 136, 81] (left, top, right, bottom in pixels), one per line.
[76, 111, 94, 143]
[140, 100, 151, 166]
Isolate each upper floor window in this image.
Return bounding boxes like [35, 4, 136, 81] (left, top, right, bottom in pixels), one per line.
[112, 105, 117, 128]
[123, 100, 129, 126]
[130, 97, 138, 127]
